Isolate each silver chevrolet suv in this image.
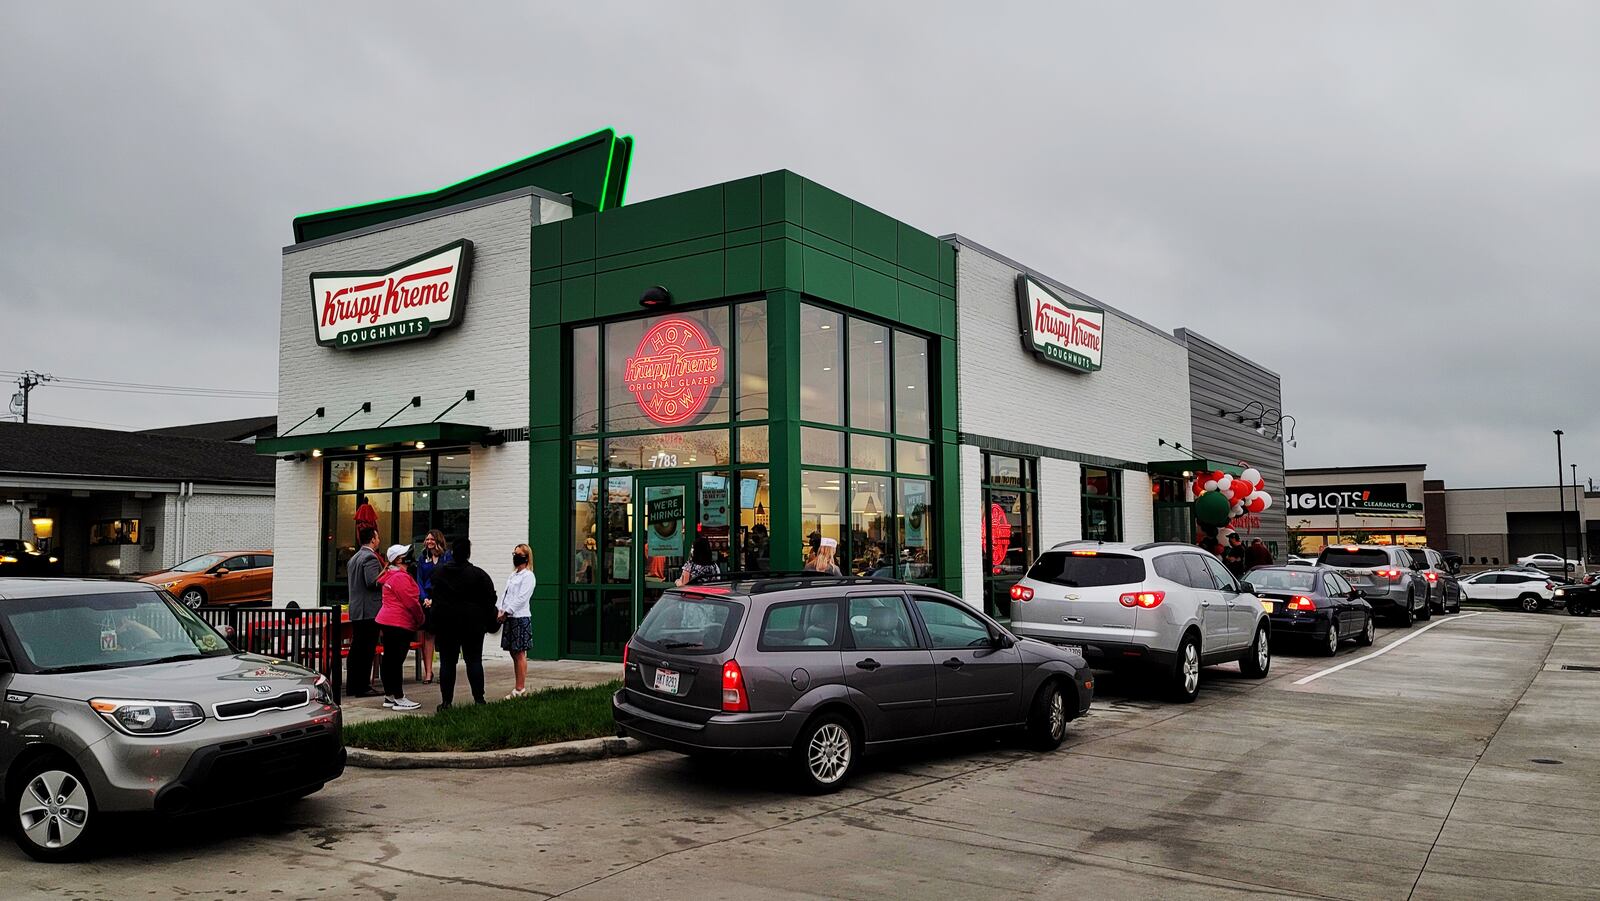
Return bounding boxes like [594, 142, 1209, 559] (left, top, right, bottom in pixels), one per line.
[1315, 545, 1431, 626]
[0, 579, 344, 861]
[1008, 541, 1271, 703]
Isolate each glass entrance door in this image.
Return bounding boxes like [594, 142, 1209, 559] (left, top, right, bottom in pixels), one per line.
[639, 476, 696, 623]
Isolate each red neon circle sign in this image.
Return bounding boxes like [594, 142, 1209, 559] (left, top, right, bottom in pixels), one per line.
[981, 502, 1012, 574]
[623, 318, 726, 426]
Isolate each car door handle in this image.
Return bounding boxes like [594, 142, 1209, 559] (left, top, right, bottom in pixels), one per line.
[854, 658, 882, 671]
[942, 657, 964, 669]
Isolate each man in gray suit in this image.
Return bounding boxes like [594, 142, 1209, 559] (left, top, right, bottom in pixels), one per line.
[346, 526, 384, 697]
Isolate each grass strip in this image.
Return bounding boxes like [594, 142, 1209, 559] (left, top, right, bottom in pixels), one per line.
[343, 681, 622, 753]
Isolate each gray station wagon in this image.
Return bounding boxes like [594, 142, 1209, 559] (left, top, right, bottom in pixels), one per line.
[612, 574, 1093, 792]
[0, 579, 344, 861]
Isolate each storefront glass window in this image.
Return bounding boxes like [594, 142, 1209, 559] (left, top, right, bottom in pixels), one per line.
[894, 332, 930, 438]
[736, 301, 768, 420]
[572, 479, 600, 583]
[801, 469, 843, 556]
[896, 440, 931, 476]
[848, 475, 893, 576]
[325, 493, 357, 584]
[897, 478, 935, 579]
[1152, 474, 1192, 544]
[604, 307, 731, 433]
[850, 434, 890, 473]
[981, 453, 1038, 619]
[1082, 467, 1122, 542]
[737, 425, 768, 463]
[603, 477, 633, 584]
[572, 325, 601, 434]
[320, 450, 471, 604]
[398, 490, 429, 550]
[698, 471, 734, 572]
[604, 430, 730, 471]
[363, 458, 391, 493]
[800, 304, 843, 425]
[736, 470, 771, 571]
[438, 455, 469, 486]
[801, 427, 844, 467]
[565, 591, 598, 657]
[848, 319, 891, 432]
[327, 460, 357, 492]
[398, 455, 432, 489]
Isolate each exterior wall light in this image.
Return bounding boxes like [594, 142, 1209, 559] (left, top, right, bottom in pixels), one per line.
[639, 285, 672, 309]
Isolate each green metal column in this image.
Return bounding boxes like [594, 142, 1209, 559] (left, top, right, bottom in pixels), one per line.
[766, 290, 803, 571]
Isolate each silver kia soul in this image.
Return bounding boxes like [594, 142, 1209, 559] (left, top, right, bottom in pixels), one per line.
[0, 579, 344, 861]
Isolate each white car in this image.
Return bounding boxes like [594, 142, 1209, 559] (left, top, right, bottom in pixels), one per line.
[1285, 555, 1317, 567]
[1516, 553, 1577, 573]
[1459, 570, 1560, 612]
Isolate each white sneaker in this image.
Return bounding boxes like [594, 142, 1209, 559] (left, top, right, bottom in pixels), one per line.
[505, 688, 527, 700]
[382, 696, 398, 708]
[391, 697, 421, 711]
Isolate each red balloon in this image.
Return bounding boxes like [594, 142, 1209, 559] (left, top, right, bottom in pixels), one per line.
[1232, 480, 1252, 501]
[1247, 496, 1266, 513]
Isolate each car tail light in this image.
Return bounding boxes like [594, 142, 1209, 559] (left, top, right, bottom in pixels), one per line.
[1288, 596, 1317, 612]
[622, 643, 629, 676]
[722, 659, 748, 712]
[1376, 568, 1402, 579]
[1118, 591, 1165, 609]
[1545, 582, 1555, 591]
[1009, 584, 1034, 603]
[1071, 550, 1099, 556]
[1425, 572, 1438, 582]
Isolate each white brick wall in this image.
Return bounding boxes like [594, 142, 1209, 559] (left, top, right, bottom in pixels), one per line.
[953, 241, 1192, 568]
[271, 193, 551, 608]
[958, 443, 984, 609]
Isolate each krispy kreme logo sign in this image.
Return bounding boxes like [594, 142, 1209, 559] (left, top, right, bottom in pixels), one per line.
[1015, 275, 1105, 373]
[309, 240, 473, 349]
[624, 317, 726, 426]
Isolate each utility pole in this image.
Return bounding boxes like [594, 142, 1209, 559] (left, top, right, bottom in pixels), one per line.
[1574, 463, 1586, 571]
[10, 371, 56, 424]
[1555, 430, 1568, 569]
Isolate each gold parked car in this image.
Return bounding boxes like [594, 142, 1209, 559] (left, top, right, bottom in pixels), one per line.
[139, 551, 273, 609]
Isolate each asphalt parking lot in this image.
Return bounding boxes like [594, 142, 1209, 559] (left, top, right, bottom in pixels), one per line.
[7, 609, 1597, 900]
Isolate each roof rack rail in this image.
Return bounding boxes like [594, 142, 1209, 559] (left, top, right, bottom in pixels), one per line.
[1131, 541, 1199, 552]
[680, 570, 910, 595]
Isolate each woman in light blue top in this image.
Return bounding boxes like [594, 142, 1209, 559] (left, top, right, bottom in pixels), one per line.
[498, 543, 535, 698]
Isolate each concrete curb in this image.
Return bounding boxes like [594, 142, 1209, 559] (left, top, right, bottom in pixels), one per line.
[346, 736, 646, 770]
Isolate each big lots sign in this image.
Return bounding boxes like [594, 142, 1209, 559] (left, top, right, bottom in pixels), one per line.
[624, 317, 726, 426]
[1015, 275, 1105, 373]
[309, 240, 473, 349]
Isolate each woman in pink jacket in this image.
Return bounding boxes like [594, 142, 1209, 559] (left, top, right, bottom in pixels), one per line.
[376, 544, 425, 711]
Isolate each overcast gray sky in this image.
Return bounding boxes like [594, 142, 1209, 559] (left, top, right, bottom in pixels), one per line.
[2, 2, 1594, 488]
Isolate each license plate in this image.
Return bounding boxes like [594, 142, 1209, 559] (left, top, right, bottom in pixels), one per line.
[652, 668, 680, 695]
[1063, 645, 1084, 657]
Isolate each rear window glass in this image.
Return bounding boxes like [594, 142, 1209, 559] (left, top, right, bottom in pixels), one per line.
[635, 592, 744, 654]
[759, 600, 840, 650]
[1408, 551, 1429, 569]
[1247, 569, 1318, 591]
[1027, 552, 1146, 587]
[1318, 548, 1392, 568]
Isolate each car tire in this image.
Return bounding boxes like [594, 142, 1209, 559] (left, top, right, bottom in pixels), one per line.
[1239, 624, 1271, 678]
[791, 713, 857, 794]
[179, 587, 207, 610]
[1318, 620, 1340, 657]
[1416, 592, 1432, 621]
[1026, 681, 1069, 751]
[1569, 599, 1589, 617]
[9, 757, 97, 863]
[1169, 634, 1202, 703]
[1395, 594, 1414, 627]
[1357, 614, 1376, 646]
[1519, 594, 1543, 613]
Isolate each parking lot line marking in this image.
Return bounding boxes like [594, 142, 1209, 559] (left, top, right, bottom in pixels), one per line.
[1292, 613, 1483, 685]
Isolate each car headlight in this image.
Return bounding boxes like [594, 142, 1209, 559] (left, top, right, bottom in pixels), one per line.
[47, 556, 58, 564]
[313, 675, 335, 706]
[1555, 589, 1566, 597]
[89, 698, 205, 736]
[163, 580, 182, 590]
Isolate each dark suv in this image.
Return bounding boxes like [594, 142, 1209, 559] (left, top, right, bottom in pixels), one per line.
[1409, 547, 1462, 615]
[612, 574, 1092, 792]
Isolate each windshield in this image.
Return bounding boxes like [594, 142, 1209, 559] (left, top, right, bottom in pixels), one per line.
[0, 539, 39, 555]
[0, 590, 232, 673]
[1247, 569, 1319, 591]
[1027, 552, 1146, 587]
[635, 592, 744, 654]
[171, 553, 224, 573]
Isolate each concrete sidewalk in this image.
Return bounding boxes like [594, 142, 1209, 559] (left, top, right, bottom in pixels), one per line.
[341, 649, 617, 725]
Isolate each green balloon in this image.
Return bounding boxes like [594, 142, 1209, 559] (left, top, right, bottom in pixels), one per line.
[1194, 491, 1232, 527]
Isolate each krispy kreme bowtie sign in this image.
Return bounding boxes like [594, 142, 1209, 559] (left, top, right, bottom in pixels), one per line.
[624, 317, 726, 426]
[1015, 275, 1105, 373]
[309, 240, 473, 349]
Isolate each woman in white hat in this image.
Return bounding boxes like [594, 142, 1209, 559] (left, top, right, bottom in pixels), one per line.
[805, 536, 842, 576]
[375, 544, 425, 711]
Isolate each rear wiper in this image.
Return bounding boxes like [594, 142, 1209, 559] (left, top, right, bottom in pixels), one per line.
[660, 640, 703, 649]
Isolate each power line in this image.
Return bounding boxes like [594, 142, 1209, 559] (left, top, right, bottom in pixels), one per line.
[0, 370, 275, 398]
[25, 412, 143, 429]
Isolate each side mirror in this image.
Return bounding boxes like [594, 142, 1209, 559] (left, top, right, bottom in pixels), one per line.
[213, 568, 229, 577]
[0, 657, 13, 675]
[990, 632, 1014, 650]
[1350, 589, 1364, 600]
[1238, 581, 1255, 595]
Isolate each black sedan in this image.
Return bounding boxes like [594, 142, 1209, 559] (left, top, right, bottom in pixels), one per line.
[1247, 565, 1375, 656]
[0, 539, 62, 576]
[1554, 580, 1597, 616]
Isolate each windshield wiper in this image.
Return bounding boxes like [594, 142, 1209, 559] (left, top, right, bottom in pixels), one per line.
[660, 640, 703, 649]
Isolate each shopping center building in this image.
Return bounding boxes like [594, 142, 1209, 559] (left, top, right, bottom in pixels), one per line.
[261, 130, 1290, 660]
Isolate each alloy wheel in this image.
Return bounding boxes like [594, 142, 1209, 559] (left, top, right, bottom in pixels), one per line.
[1256, 629, 1271, 670]
[1326, 623, 1340, 655]
[1048, 689, 1066, 740]
[807, 723, 852, 785]
[1365, 617, 1376, 644]
[181, 590, 204, 609]
[1521, 596, 1540, 613]
[1183, 643, 1200, 695]
[19, 770, 89, 851]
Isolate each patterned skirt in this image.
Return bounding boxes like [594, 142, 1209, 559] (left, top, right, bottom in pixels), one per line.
[500, 616, 532, 653]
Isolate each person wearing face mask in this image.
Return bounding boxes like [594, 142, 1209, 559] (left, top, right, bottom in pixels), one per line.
[498, 543, 535, 699]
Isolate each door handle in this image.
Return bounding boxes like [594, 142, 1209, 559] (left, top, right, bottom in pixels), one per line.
[942, 657, 964, 669]
[854, 658, 881, 671]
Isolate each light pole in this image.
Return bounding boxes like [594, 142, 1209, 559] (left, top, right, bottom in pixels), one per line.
[1574, 462, 1586, 570]
[1555, 430, 1568, 568]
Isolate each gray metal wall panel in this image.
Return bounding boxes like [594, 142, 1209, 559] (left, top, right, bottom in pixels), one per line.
[1176, 329, 1289, 556]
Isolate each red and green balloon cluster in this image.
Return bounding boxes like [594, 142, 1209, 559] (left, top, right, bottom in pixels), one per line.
[1192, 467, 1272, 527]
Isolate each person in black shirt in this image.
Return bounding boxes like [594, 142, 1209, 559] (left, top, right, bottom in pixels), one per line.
[426, 537, 499, 707]
[1222, 532, 1248, 579]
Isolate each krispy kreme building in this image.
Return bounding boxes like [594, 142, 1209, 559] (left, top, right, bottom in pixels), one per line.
[261, 130, 1278, 659]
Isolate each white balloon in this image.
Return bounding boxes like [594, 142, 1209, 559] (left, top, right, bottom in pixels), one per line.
[1217, 475, 1233, 492]
[1259, 493, 1273, 510]
[1203, 479, 1219, 492]
[1240, 468, 1261, 486]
